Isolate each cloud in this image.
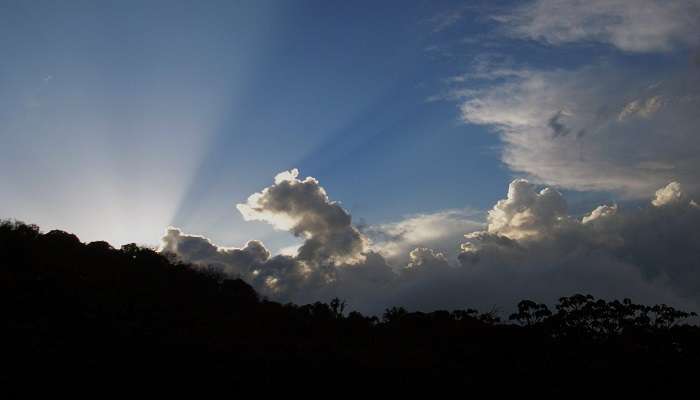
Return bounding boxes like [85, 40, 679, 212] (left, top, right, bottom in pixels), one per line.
[362, 208, 483, 264]
[618, 96, 665, 121]
[430, 9, 464, 33]
[163, 169, 392, 306]
[406, 247, 450, 270]
[159, 226, 321, 301]
[581, 204, 617, 224]
[159, 227, 270, 276]
[486, 178, 567, 239]
[237, 169, 366, 265]
[459, 63, 700, 197]
[162, 170, 700, 315]
[652, 181, 686, 207]
[500, 0, 700, 53]
[459, 179, 700, 307]
[383, 179, 700, 312]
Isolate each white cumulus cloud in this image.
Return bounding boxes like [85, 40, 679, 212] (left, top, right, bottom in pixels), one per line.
[237, 168, 366, 265]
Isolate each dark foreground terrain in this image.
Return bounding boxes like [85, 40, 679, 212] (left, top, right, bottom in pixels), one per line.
[2, 220, 699, 392]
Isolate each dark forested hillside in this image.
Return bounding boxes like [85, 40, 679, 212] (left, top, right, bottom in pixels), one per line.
[2, 220, 699, 392]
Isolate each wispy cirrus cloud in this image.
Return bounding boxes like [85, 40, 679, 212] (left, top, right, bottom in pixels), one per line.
[499, 0, 700, 53]
[429, 9, 465, 33]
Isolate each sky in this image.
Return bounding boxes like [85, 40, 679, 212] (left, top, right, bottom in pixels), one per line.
[2, 0, 700, 314]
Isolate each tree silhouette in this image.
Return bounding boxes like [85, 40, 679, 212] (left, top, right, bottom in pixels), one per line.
[510, 300, 552, 326]
[1, 219, 699, 391]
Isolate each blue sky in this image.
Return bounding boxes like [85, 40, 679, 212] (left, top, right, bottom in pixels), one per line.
[1, 0, 699, 254]
[0, 0, 512, 249]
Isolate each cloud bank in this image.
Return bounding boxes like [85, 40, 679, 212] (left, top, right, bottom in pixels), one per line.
[162, 170, 700, 315]
[458, 64, 700, 197]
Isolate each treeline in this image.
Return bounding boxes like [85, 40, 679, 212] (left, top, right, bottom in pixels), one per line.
[1, 220, 699, 391]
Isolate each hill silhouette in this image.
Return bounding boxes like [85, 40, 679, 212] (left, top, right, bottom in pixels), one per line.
[2, 219, 699, 392]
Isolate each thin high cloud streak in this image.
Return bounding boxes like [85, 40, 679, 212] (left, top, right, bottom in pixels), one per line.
[162, 170, 700, 314]
[500, 0, 700, 53]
